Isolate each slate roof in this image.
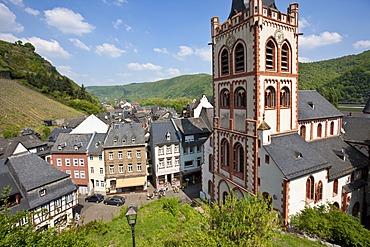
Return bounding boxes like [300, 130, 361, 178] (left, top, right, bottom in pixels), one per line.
[104, 123, 145, 147]
[298, 90, 343, 121]
[173, 118, 211, 136]
[51, 133, 93, 153]
[150, 120, 180, 146]
[46, 127, 73, 142]
[87, 133, 106, 155]
[228, 0, 277, 19]
[309, 136, 368, 180]
[264, 133, 329, 180]
[0, 134, 48, 159]
[342, 116, 370, 144]
[2, 153, 76, 211]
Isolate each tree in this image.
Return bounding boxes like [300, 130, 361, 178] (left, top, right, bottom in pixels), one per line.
[207, 193, 281, 247]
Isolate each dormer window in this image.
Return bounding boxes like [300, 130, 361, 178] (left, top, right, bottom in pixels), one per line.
[74, 142, 82, 151]
[58, 142, 66, 150]
[122, 136, 127, 144]
[113, 136, 118, 144]
[39, 189, 47, 197]
[132, 136, 136, 143]
[165, 132, 171, 141]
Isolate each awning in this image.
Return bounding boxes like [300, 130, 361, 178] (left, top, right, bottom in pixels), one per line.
[116, 177, 146, 188]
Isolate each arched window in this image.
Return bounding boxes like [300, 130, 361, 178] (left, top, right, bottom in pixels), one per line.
[280, 87, 290, 107]
[300, 125, 306, 140]
[235, 43, 245, 73]
[333, 179, 338, 196]
[281, 43, 290, 72]
[222, 191, 229, 204]
[221, 49, 229, 76]
[352, 202, 360, 217]
[330, 122, 335, 135]
[316, 181, 323, 202]
[220, 89, 230, 108]
[262, 192, 272, 205]
[333, 202, 340, 209]
[234, 87, 246, 108]
[266, 40, 276, 71]
[306, 176, 315, 201]
[265, 86, 276, 108]
[233, 143, 244, 174]
[209, 154, 213, 172]
[220, 139, 229, 168]
[208, 180, 213, 195]
[317, 123, 322, 138]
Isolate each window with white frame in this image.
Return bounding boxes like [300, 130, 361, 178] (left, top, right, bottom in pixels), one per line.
[65, 158, 70, 166]
[108, 152, 113, 160]
[128, 163, 133, 172]
[174, 145, 179, 153]
[100, 180, 104, 187]
[118, 151, 123, 159]
[109, 165, 114, 174]
[74, 170, 79, 178]
[119, 164, 124, 173]
[137, 163, 142, 172]
[79, 159, 84, 166]
[89, 155, 93, 161]
[95, 180, 99, 187]
[66, 193, 73, 203]
[166, 146, 171, 154]
[158, 147, 164, 155]
[159, 160, 165, 169]
[73, 159, 78, 166]
[98, 155, 102, 161]
[90, 167, 94, 174]
[127, 151, 132, 159]
[54, 198, 62, 210]
[57, 158, 62, 166]
[167, 159, 172, 168]
[80, 171, 85, 179]
[136, 150, 141, 158]
[175, 158, 180, 166]
[100, 167, 104, 174]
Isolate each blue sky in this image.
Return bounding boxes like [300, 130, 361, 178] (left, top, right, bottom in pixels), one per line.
[0, 0, 369, 86]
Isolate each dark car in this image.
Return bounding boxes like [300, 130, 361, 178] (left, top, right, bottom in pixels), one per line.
[103, 196, 125, 206]
[85, 194, 104, 203]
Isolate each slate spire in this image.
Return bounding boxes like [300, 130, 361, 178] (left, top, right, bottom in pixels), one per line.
[228, 0, 278, 19]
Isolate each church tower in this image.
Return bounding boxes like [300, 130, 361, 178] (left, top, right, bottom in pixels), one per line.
[210, 0, 299, 201]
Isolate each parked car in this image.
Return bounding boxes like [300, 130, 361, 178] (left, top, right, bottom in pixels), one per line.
[103, 196, 125, 206]
[85, 194, 104, 203]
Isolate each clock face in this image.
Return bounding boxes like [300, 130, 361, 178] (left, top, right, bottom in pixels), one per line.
[226, 35, 235, 49]
[274, 29, 284, 44]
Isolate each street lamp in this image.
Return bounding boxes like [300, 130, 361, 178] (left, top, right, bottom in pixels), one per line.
[125, 205, 137, 247]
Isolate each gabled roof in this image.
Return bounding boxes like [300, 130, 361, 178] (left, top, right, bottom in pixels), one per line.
[70, 114, 108, 134]
[104, 123, 145, 147]
[0, 134, 47, 159]
[309, 136, 368, 180]
[264, 133, 329, 180]
[51, 133, 93, 153]
[298, 90, 343, 121]
[150, 120, 180, 146]
[173, 118, 211, 136]
[342, 116, 370, 144]
[46, 127, 73, 142]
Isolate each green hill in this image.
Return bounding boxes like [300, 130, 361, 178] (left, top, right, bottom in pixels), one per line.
[87, 50, 370, 105]
[0, 79, 84, 135]
[0, 39, 102, 114]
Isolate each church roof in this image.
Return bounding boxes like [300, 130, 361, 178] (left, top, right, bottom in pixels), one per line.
[342, 116, 370, 144]
[264, 133, 329, 180]
[298, 90, 343, 121]
[228, 0, 278, 19]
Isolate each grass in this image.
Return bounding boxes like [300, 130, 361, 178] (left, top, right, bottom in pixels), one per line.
[0, 79, 84, 135]
[84, 198, 325, 247]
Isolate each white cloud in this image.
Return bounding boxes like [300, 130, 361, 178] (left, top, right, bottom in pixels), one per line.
[8, 0, 23, 7]
[44, 7, 95, 35]
[113, 19, 122, 29]
[353, 40, 370, 49]
[0, 4, 24, 33]
[124, 24, 132, 32]
[113, 0, 128, 6]
[95, 43, 125, 57]
[69, 38, 91, 51]
[154, 48, 168, 54]
[23, 37, 71, 58]
[24, 7, 39, 16]
[176, 45, 193, 58]
[299, 32, 342, 49]
[167, 68, 180, 76]
[127, 63, 162, 71]
[298, 57, 312, 63]
[298, 18, 310, 30]
[0, 33, 18, 42]
[195, 47, 212, 62]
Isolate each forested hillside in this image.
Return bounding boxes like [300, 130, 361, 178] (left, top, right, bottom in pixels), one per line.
[0, 40, 102, 114]
[87, 50, 370, 105]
